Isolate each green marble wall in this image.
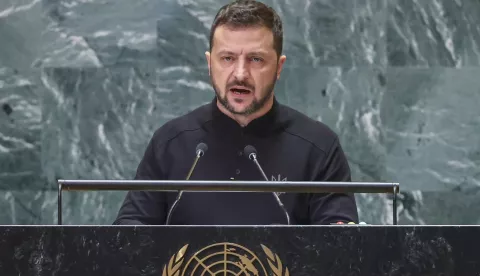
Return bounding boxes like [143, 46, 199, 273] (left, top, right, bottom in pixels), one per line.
[0, 0, 479, 225]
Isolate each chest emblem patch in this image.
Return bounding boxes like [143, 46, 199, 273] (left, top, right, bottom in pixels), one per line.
[271, 174, 287, 196]
[271, 174, 287, 182]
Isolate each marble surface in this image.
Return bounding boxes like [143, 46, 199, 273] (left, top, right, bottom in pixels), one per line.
[388, 0, 480, 66]
[0, 226, 478, 275]
[0, 0, 480, 225]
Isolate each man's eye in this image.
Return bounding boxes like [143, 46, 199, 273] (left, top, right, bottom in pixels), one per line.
[222, 56, 233, 61]
[251, 57, 263, 62]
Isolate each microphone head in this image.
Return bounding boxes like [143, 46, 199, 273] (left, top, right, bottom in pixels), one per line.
[243, 145, 257, 160]
[196, 142, 208, 156]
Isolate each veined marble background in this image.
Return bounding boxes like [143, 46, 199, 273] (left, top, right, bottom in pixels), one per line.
[0, 0, 479, 225]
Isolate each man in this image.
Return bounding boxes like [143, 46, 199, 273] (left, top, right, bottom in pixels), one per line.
[113, 0, 358, 225]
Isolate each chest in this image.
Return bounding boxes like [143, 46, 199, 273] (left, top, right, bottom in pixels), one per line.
[165, 131, 316, 183]
[161, 131, 314, 225]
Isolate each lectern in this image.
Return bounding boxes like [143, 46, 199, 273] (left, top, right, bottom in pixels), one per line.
[0, 180, 478, 275]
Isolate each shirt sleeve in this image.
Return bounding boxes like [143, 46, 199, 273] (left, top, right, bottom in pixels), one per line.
[113, 135, 168, 225]
[308, 137, 359, 225]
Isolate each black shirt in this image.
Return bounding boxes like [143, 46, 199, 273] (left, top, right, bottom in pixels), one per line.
[113, 97, 358, 225]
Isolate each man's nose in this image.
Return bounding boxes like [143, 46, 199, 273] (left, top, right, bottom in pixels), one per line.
[233, 59, 249, 81]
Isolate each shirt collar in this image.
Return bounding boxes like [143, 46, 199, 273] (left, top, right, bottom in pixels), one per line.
[210, 96, 284, 136]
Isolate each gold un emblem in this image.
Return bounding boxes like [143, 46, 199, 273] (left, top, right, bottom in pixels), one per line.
[162, 242, 290, 276]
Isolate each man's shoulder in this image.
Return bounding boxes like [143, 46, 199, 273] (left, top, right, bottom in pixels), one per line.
[278, 103, 340, 154]
[150, 102, 212, 146]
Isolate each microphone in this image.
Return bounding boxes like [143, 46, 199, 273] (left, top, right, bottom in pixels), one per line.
[244, 145, 291, 225]
[165, 142, 208, 225]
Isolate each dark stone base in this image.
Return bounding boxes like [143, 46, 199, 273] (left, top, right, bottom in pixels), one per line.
[0, 226, 478, 275]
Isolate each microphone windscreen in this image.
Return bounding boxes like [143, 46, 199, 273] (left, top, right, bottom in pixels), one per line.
[196, 142, 208, 154]
[243, 145, 257, 159]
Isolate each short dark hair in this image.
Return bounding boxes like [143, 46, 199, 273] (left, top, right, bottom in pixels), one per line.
[209, 0, 283, 58]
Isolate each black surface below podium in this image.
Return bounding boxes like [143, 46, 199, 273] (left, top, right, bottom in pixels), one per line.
[0, 225, 478, 275]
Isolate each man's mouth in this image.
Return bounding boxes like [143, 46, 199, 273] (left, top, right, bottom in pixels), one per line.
[229, 86, 252, 95]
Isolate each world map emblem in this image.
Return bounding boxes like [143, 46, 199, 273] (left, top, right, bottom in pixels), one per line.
[162, 242, 290, 276]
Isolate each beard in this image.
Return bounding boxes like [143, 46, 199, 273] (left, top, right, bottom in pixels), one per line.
[210, 70, 278, 116]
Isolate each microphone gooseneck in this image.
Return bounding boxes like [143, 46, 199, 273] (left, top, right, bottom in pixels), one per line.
[243, 145, 291, 225]
[243, 145, 269, 181]
[165, 142, 208, 225]
[185, 142, 208, 180]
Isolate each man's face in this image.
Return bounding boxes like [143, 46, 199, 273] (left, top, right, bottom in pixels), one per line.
[206, 25, 286, 116]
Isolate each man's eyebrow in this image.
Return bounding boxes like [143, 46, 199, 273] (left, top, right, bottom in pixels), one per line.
[248, 50, 269, 56]
[216, 50, 236, 55]
[216, 50, 269, 55]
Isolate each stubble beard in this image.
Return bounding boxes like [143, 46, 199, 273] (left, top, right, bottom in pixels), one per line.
[210, 70, 278, 116]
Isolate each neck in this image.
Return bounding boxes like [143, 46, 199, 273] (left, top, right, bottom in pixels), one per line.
[216, 96, 274, 127]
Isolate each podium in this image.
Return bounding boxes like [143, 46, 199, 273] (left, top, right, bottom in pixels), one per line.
[1, 180, 478, 275]
[0, 225, 479, 275]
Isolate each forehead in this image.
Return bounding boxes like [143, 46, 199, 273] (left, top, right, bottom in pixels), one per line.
[212, 25, 275, 54]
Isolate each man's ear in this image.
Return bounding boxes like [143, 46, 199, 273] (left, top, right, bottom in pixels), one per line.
[205, 51, 211, 76]
[276, 55, 287, 80]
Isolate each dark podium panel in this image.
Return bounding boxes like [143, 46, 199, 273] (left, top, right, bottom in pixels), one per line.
[0, 225, 478, 275]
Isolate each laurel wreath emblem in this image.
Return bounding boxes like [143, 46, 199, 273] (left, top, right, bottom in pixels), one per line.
[162, 243, 289, 276]
[261, 244, 290, 276]
[162, 244, 188, 276]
